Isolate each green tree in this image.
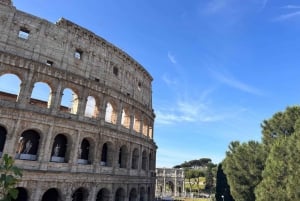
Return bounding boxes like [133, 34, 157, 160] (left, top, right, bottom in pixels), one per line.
[215, 163, 234, 201]
[223, 141, 265, 201]
[0, 154, 22, 201]
[256, 120, 300, 201]
[185, 169, 196, 193]
[255, 137, 290, 201]
[261, 106, 300, 150]
[205, 163, 215, 193]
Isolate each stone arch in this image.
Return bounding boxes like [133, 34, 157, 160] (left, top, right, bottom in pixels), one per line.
[133, 111, 141, 133]
[16, 129, 40, 161]
[30, 81, 52, 108]
[149, 151, 155, 170]
[141, 150, 148, 171]
[147, 187, 151, 201]
[142, 118, 149, 137]
[84, 95, 99, 118]
[115, 188, 125, 201]
[50, 134, 68, 163]
[72, 187, 88, 201]
[131, 148, 139, 169]
[165, 181, 174, 194]
[96, 188, 110, 201]
[121, 106, 130, 129]
[118, 145, 128, 168]
[140, 187, 146, 201]
[13, 187, 28, 201]
[0, 73, 21, 102]
[41, 188, 61, 201]
[105, 100, 118, 124]
[0, 125, 7, 157]
[100, 141, 114, 167]
[148, 123, 153, 139]
[129, 188, 137, 201]
[60, 87, 79, 114]
[77, 138, 91, 164]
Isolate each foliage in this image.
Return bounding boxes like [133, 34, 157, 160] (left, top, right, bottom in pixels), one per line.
[215, 163, 234, 201]
[0, 154, 22, 201]
[204, 163, 214, 192]
[255, 137, 289, 201]
[256, 120, 300, 201]
[261, 106, 300, 150]
[220, 106, 300, 201]
[222, 141, 266, 201]
[174, 158, 212, 169]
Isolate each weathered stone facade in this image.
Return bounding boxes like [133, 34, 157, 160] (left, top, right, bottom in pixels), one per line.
[0, 1, 156, 201]
[155, 168, 185, 198]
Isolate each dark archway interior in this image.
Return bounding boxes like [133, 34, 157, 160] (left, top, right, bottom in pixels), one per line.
[0, 126, 7, 152]
[13, 187, 28, 201]
[42, 188, 59, 201]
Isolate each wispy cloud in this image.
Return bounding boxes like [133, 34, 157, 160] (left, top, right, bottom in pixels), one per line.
[205, 0, 228, 14]
[155, 99, 228, 125]
[274, 11, 300, 21]
[261, 0, 268, 9]
[210, 70, 262, 95]
[273, 4, 300, 21]
[281, 5, 300, 9]
[162, 74, 177, 86]
[167, 52, 177, 64]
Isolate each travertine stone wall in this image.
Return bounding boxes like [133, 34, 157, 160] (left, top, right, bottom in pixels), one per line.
[0, 1, 156, 201]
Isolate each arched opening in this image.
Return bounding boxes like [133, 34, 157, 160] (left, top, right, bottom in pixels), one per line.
[96, 188, 110, 201]
[148, 124, 153, 139]
[30, 82, 51, 108]
[121, 108, 130, 129]
[115, 188, 125, 201]
[84, 96, 98, 118]
[149, 152, 154, 170]
[166, 181, 174, 195]
[50, 134, 68, 163]
[105, 101, 117, 124]
[100, 142, 113, 167]
[129, 188, 137, 201]
[0, 126, 7, 157]
[16, 130, 40, 161]
[41, 188, 60, 201]
[0, 73, 21, 102]
[72, 187, 88, 201]
[133, 112, 141, 133]
[118, 145, 128, 168]
[140, 187, 146, 201]
[141, 150, 147, 171]
[77, 138, 90, 165]
[60, 88, 78, 114]
[142, 118, 149, 137]
[131, 148, 139, 169]
[13, 187, 28, 201]
[147, 187, 151, 201]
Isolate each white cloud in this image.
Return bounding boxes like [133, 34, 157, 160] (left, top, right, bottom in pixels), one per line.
[261, 0, 268, 9]
[167, 52, 177, 64]
[155, 99, 227, 125]
[204, 0, 228, 14]
[282, 5, 300, 9]
[162, 74, 177, 86]
[210, 69, 262, 95]
[274, 11, 300, 21]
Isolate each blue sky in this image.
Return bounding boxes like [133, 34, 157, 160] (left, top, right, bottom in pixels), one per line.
[12, 0, 300, 167]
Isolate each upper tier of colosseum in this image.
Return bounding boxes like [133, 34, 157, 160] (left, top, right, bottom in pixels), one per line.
[0, 0, 153, 110]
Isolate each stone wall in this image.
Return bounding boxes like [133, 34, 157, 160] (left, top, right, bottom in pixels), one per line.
[0, 1, 156, 201]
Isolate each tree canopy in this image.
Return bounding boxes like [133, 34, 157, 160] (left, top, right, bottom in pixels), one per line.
[220, 106, 300, 201]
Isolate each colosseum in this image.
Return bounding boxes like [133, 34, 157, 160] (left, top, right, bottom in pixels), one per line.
[0, 0, 157, 200]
